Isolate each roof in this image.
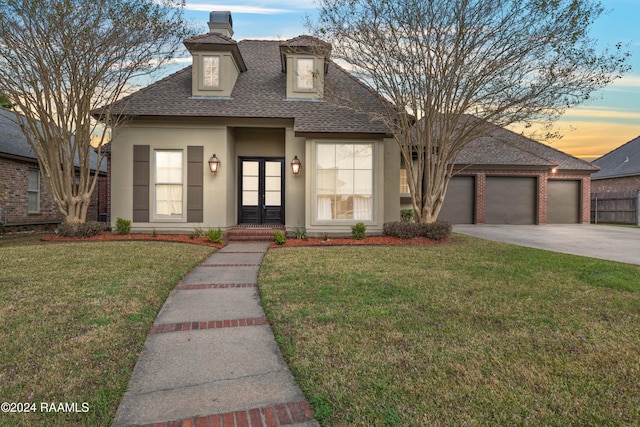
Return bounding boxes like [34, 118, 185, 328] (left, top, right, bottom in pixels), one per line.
[457, 125, 598, 172]
[100, 34, 594, 172]
[591, 135, 640, 179]
[0, 107, 106, 172]
[101, 38, 390, 137]
[0, 107, 34, 159]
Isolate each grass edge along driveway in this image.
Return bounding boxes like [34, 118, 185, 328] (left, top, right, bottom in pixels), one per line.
[259, 234, 640, 426]
[0, 239, 214, 427]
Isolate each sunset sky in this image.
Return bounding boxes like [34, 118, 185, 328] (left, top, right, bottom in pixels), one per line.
[174, 0, 640, 161]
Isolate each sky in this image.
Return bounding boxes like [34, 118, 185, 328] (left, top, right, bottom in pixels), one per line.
[173, 0, 640, 161]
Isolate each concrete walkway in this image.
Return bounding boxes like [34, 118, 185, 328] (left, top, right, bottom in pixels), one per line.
[112, 242, 318, 427]
[455, 224, 640, 265]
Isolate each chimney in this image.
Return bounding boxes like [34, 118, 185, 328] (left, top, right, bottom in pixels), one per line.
[208, 11, 233, 38]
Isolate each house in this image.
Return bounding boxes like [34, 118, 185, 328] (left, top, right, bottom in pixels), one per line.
[591, 136, 640, 192]
[100, 11, 596, 235]
[0, 107, 107, 229]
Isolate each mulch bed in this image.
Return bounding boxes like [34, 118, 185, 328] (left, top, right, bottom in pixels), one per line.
[41, 232, 449, 248]
[41, 232, 225, 249]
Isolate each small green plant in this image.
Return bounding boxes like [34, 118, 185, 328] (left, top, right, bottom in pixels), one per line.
[192, 226, 206, 237]
[323, 233, 329, 242]
[400, 209, 414, 223]
[114, 217, 131, 235]
[206, 227, 223, 244]
[274, 229, 286, 245]
[352, 222, 366, 240]
[151, 228, 158, 237]
[294, 227, 308, 240]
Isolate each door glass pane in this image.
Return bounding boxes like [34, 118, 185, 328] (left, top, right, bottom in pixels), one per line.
[265, 176, 280, 192]
[242, 161, 260, 207]
[265, 191, 281, 206]
[243, 161, 259, 176]
[243, 191, 259, 206]
[243, 176, 259, 191]
[265, 161, 281, 177]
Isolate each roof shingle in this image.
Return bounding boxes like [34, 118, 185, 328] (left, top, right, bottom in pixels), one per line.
[592, 136, 640, 179]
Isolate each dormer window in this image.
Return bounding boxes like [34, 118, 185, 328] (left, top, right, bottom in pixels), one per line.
[202, 55, 220, 88]
[296, 58, 315, 91]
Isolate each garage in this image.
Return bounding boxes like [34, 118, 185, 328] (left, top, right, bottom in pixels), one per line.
[439, 176, 475, 224]
[485, 176, 537, 224]
[547, 180, 581, 223]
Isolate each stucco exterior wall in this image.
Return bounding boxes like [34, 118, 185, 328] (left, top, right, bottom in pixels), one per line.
[110, 121, 228, 232]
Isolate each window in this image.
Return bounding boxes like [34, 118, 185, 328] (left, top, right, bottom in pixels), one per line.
[202, 55, 220, 88]
[296, 58, 314, 90]
[400, 168, 410, 194]
[155, 150, 183, 217]
[316, 143, 373, 221]
[27, 168, 39, 213]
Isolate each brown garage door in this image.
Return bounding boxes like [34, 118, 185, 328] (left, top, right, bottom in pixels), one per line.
[486, 176, 537, 224]
[547, 180, 580, 223]
[439, 176, 475, 224]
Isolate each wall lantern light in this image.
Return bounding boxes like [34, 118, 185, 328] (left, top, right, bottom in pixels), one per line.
[208, 154, 221, 174]
[291, 155, 302, 175]
[550, 166, 558, 174]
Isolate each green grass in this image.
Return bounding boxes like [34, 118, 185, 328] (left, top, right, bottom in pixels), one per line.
[259, 234, 640, 426]
[0, 237, 214, 426]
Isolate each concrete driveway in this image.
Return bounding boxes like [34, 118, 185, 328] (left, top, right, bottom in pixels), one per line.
[454, 224, 640, 266]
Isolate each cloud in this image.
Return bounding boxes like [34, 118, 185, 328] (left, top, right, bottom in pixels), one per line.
[606, 74, 640, 90]
[561, 107, 640, 121]
[182, 1, 316, 14]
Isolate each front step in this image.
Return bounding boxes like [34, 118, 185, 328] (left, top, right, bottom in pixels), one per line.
[225, 225, 285, 242]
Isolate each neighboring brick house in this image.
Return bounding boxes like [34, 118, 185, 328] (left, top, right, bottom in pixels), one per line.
[591, 136, 640, 193]
[0, 107, 108, 229]
[98, 11, 596, 234]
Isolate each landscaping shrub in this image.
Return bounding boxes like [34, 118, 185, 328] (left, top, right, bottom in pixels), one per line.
[422, 221, 452, 240]
[274, 229, 286, 245]
[384, 220, 452, 240]
[400, 209, 414, 222]
[352, 222, 366, 240]
[57, 221, 105, 238]
[114, 217, 132, 235]
[206, 227, 223, 244]
[383, 221, 422, 239]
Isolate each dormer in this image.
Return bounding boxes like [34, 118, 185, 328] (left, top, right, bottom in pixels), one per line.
[280, 36, 332, 101]
[184, 11, 247, 98]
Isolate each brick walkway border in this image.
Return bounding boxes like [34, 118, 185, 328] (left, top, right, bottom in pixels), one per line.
[175, 284, 257, 290]
[149, 317, 269, 334]
[128, 400, 315, 427]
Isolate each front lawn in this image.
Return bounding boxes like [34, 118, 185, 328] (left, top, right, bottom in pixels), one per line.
[259, 235, 640, 426]
[0, 239, 213, 426]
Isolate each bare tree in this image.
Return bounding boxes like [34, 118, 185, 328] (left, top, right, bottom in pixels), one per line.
[311, 0, 630, 223]
[0, 0, 190, 225]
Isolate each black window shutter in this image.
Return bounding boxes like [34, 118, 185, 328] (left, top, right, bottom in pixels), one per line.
[187, 146, 204, 223]
[132, 145, 150, 222]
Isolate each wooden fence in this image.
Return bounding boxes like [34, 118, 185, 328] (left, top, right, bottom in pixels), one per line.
[591, 191, 640, 225]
